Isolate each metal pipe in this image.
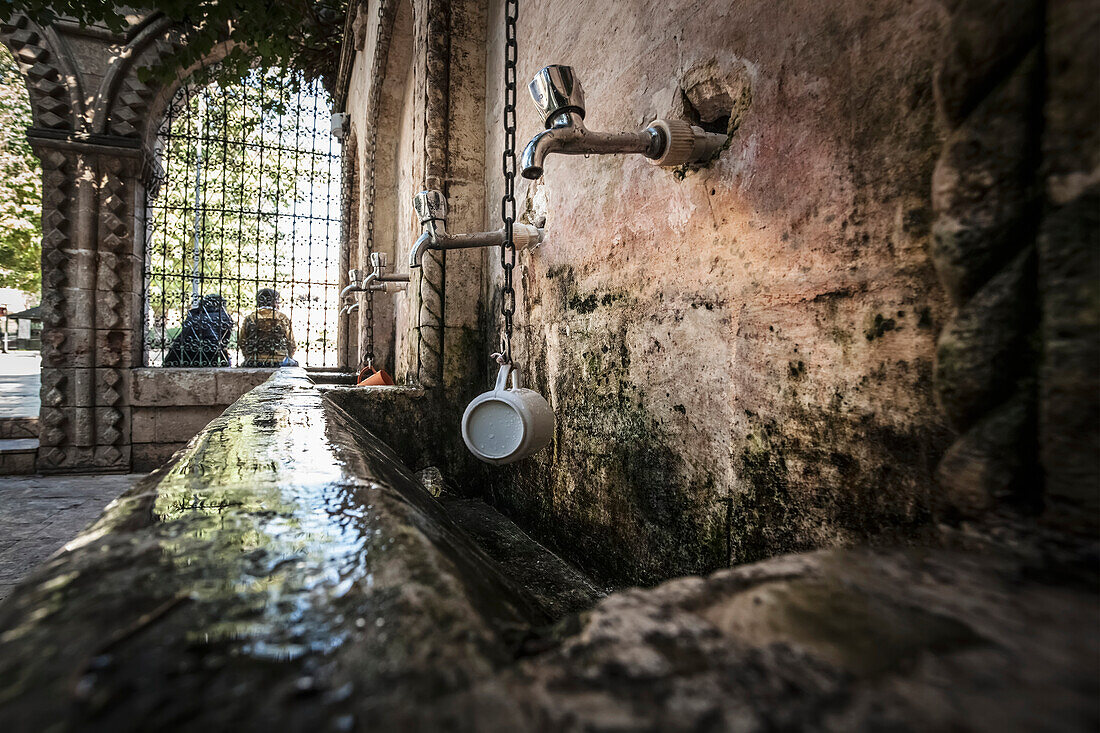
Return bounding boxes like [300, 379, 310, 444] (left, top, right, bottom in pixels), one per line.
[409, 190, 543, 268]
[521, 111, 662, 179]
[520, 65, 727, 180]
[409, 231, 435, 271]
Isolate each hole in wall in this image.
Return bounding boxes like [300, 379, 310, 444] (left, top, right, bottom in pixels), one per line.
[681, 89, 730, 136]
[670, 59, 752, 175]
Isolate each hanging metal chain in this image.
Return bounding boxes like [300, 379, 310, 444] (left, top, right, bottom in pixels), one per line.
[498, 0, 519, 364]
[358, 0, 389, 370]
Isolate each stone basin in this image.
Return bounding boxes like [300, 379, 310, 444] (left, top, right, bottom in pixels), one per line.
[0, 369, 1096, 731]
[0, 368, 595, 731]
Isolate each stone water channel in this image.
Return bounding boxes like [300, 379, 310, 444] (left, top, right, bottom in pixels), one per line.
[0, 371, 1096, 731]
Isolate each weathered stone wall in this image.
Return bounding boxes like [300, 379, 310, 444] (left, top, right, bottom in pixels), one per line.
[1038, 0, 1100, 532]
[479, 0, 953, 585]
[340, 0, 487, 400]
[335, 0, 1098, 586]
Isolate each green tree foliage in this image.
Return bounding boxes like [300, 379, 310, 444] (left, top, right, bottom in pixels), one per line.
[6, 1, 347, 89]
[0, 44, 41, 295]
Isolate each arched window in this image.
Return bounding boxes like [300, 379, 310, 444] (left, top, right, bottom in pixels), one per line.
[143, 67, 342, 368]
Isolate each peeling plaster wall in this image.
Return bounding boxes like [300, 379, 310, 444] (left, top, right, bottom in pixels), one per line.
[479, 0, 953, 586]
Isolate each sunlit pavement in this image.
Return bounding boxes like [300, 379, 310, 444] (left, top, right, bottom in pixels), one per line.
[0, 351, 39, 419]
[0, 473, 147, 601]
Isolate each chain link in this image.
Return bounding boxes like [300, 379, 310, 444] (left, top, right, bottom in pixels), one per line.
[498, 0, 519, 364]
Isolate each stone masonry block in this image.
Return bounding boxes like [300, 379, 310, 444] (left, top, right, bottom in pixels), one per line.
[132, 442, 187, 473]
[93, 444, 130, 470]
[40, 368, 95, 408]
[41, 328, 93, 368]
[215, 369, 275, 404]
[95, 290, 138, 331]
[130, 407, 156, 443]
[95, 405, 130, 446]
[64, 407, 96, 447]
[131, 368, 219, 407]
[96, 252, 139, 293]
[64, 248, 97, 291]
[0, 450, 37, 475]
[40, 287, 94, 330]
[95, 330, 133, 368]
[36, 446, 95, 473]
[96, 368, 129, 407]
[155, 405, 226, 443]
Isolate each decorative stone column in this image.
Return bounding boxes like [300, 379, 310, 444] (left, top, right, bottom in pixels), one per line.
[931, 0, 1044, 514]
[2, 11, 180, 472]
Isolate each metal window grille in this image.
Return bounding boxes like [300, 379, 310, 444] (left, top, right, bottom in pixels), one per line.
[143, 67, 342, 368]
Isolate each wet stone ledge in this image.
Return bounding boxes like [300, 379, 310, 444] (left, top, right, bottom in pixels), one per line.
[0, 368, 558, 731]
[0, 369, 1096, 732]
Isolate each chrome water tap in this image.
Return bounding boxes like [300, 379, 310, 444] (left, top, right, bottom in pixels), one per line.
[409, 190, 543, 268]
[340, 268, 366, 299]
[520, 65, 727, 179]
[366, 252, 409, 292]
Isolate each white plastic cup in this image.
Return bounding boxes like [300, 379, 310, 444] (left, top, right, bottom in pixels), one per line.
[461, 364, 555, 465]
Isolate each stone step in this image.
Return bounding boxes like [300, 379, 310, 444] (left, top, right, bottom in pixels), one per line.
[0, 438, 37, 475]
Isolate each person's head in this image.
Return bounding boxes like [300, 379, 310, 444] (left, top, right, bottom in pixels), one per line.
[201, 294, 226, 312]
[257, 288, 279, 308]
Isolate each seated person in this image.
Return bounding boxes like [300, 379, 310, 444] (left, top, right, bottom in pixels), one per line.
[163, 294, 234, 367]
[239, 288, 296, 367]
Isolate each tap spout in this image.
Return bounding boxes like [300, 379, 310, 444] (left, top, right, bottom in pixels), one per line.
[340, 267, 367, 298]
[409, 230, 435, 269]
[521, 111, 661, 180]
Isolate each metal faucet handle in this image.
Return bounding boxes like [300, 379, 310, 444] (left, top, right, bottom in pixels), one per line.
[529, 65, 585, 127]
[348, 268, 364, 287]
[370, 252, 388, 271]
[413, 190, 447, 225]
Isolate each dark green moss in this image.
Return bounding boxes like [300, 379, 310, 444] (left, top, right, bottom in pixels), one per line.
[484, 295, 727, 588]
[864, 314, 898, 341]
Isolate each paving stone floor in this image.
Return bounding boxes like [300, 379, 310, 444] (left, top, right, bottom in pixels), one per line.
[0, 473, 146, 600]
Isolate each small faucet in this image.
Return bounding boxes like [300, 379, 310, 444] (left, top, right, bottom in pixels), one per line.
[366, 252, 409, 292]
[520, 65, 727, 179]
[340, 268, 366, 299]
[339, 255, 409, 314]
[409, 190, 543, 268]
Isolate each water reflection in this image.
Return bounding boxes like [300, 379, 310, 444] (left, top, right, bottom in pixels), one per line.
[149, 378, 391, 661]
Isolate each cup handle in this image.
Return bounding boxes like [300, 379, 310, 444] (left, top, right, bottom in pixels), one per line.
[494, 363, 523, 391]
[494, 363, 513, 392]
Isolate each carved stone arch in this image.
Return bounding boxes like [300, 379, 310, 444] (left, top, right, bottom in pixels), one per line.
[0, 13, 81, 130]
[91, 12, 180, 138]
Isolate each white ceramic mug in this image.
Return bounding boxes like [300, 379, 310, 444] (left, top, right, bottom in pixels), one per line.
[461, 364, 555, 465]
